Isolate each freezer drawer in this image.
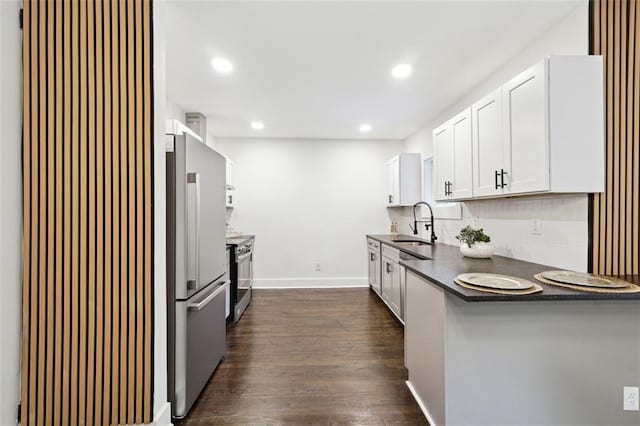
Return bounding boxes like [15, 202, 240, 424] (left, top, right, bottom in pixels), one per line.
[173, 281, 227, 419]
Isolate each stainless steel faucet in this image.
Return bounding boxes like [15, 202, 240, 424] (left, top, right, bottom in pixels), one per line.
[410, 201, 438, 244]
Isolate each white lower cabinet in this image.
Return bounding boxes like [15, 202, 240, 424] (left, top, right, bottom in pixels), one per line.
[381, 245, 402, 322]
[367, 239, 405, 323]
[367, 239, 381, 295]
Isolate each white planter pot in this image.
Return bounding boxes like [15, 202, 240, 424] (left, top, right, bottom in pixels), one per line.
[460, 242, 494, 259]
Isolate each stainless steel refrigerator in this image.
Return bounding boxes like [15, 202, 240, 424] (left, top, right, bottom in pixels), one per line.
[166, 132, 228, 419]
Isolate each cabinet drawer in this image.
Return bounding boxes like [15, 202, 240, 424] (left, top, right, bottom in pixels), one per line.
[382, 244, 400, 262]
[367, 238, 380, 250]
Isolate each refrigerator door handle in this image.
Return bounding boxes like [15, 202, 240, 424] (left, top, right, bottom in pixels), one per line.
[187, 172, 201, 290]
[187, 282, 228, 311]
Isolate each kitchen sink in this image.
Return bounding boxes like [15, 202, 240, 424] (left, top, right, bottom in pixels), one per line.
[394, 240, 431, 246]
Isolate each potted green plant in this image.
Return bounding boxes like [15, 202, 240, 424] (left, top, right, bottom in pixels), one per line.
[455, 226, 494, 258]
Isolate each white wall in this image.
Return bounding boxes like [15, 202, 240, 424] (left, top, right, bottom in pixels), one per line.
[0, 0, 23, 424]
[153, 2, 171, 424]
[399, 2, 591, 271]
[217, 137, 403, 287]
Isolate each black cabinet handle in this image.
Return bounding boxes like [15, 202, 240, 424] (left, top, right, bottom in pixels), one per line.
[388, 195, 393, 204]
[500, 169, 508, 188]
[494, 170, 500, 190]
[228, 194, 233, 204]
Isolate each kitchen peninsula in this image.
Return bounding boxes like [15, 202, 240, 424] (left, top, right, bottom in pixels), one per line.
[367, 235, 640, 426]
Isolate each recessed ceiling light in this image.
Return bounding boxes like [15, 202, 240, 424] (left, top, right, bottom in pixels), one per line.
[359, 124, 372, 133]
[392, 63, 413, 79]
[211, 57, 233, 74]
[251, 121, 265, 130]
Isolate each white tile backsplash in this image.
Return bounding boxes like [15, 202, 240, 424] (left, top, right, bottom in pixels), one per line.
[390, 194, 589, 272]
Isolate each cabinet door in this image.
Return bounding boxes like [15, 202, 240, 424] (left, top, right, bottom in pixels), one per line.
[368, 249, 381, 295]
[451, 108, 473, 199]
[433, 124, 453, 201]
[381, 258, 393, 303]
[399, 264, 406, 321]
[503, 60, 549, 194]
[386, 158, 399, 205]
[472, 88, 505, 197]
[391, 157, 400, 204]
[226, 159, 234, 188]
[368, 251, 375, 286]
[389, 261, 402, 317]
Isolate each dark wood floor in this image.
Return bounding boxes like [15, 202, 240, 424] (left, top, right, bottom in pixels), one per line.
[180, 288, 428, 425]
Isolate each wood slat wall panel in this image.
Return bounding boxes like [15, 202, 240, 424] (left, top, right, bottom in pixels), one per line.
[591, 0, 640, 275]
[20, 1, 154, 424]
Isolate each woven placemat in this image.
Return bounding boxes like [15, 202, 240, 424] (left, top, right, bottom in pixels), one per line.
[534, 274, 640, 294]
[454, 278, 543, 296]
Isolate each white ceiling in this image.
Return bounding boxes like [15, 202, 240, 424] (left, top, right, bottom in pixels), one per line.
[165, 1, 582, 140]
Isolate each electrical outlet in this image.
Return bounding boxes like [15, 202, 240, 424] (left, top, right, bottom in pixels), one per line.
[314, 262, 321, 272]
[624, 386, 639, 411]
[531, 218, 543, 235]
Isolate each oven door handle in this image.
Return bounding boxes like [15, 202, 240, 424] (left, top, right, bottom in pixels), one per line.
[236, 251, 252, 263]
[187, 282, 228, 311]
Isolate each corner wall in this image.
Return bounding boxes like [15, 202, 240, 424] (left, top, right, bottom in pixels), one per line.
[399, 2, 591, 272]
[0, 0, 23, 424]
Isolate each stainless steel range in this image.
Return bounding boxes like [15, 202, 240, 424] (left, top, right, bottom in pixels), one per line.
[226, 236, 254, 322]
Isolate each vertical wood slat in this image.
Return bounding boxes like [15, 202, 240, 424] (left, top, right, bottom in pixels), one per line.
[135, 0, 145, 423]
[127, 0, 137, 423]
[62, 1, 72, 424]
[53, 0, 64, 424]
[20, 1, 154, 424]
[37, 0, 47, 423]
[70, 0, 80, 423]
[94, 0, 105, 423]
[86, 0, 97, 424]
[102, 0, 113, 423]
[634, 0, 640, 275]
[143, 1, 153, 420]
[590, 0, 640, 276]
[20, 0, 31, 423]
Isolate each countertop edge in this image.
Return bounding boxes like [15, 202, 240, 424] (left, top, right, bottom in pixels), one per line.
[399, 260, 640, 302]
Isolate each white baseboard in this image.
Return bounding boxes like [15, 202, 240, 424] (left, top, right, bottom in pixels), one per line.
[253, 277, 368, 289]
[148, 401, 172, 426]
[405, 380, 438, 426]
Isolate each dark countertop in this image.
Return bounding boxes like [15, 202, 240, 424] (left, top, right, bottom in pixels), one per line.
[367, 234, 640, 302]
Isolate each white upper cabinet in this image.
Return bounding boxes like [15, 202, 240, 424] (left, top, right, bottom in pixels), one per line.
[434, 55, 604, 201]
[386, 153, 421, 207]
[503, 59, 548, 194]
[434, 108, 473, 201]
[472, 88, 505, 197]
[433, 124, 453, 200]
[225, 158, 235, 207]
[225, 158, 234, 189]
